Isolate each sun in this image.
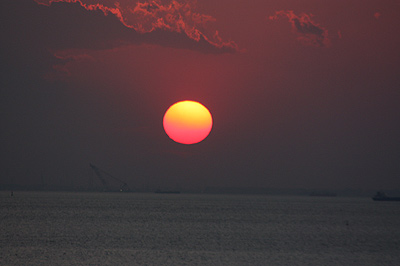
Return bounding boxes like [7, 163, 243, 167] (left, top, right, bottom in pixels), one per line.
[163, 100, 213, 144]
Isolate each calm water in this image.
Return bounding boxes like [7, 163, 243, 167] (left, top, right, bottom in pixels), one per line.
[1, 192, 399, 265]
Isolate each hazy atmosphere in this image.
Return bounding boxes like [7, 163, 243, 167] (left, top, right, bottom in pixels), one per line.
[1, 0, 399, 192]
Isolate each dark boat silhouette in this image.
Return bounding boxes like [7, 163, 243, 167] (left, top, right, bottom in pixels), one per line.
[309, 191, 337, 197]
[372, 192, 400, 201]
[155, 189, 180, 194]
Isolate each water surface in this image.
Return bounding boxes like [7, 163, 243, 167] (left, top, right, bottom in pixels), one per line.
[1, 192, 399, 265]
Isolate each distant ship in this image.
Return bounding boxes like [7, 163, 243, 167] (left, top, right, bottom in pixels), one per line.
[372, 192, 400, 201]
[309, 192, 337, 197]
[154, 189, 180, 194]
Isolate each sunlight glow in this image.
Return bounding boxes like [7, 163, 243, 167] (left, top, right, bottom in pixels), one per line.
[163, 101, 213, 144]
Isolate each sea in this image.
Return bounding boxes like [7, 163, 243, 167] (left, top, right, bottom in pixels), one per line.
[1, 191, 399, 266]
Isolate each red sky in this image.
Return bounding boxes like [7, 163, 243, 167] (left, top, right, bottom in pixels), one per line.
[1, 0, 399, 191]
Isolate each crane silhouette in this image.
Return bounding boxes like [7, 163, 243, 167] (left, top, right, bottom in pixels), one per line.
[89, 163, 130, 192]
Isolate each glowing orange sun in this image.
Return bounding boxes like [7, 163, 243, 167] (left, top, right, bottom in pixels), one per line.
[163, 100, 213, 144]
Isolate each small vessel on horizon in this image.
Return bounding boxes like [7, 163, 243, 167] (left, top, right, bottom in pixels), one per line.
[154, 189, 180, 194]
[309, 191, 337, 197]
[372, 191, 400, 201]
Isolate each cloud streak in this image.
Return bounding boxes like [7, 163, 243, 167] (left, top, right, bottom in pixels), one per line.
[269, 10, 330, 47]
[35, 0, 239, 53]
[1, 0, 239, 80]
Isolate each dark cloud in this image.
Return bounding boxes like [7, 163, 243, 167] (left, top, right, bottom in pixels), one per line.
[36, 0, 239, 52]
[269, 10, 330, 47]
[1, 0, 237, 78]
